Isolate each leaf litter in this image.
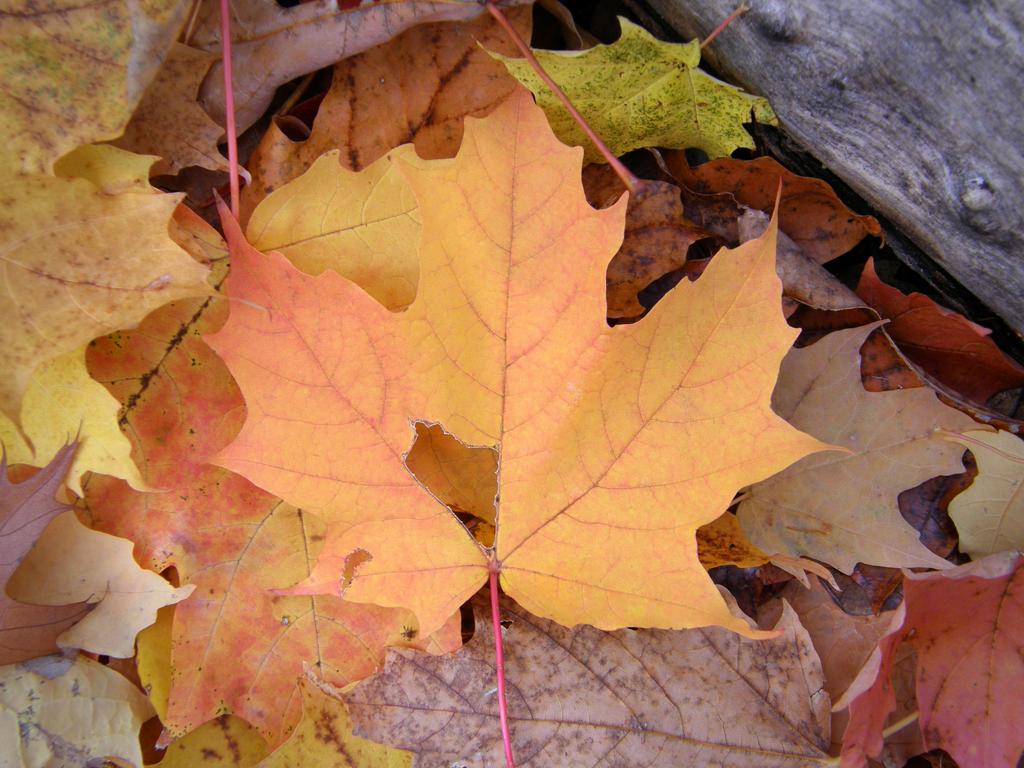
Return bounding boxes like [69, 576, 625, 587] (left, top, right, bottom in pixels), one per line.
[0, 3, 1021, 767]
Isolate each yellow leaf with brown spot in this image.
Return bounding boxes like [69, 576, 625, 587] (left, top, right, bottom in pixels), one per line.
[0, 0, 188, 173]
[0, 655, 154, 768]
[151, 716, 269, 768]
[257, 679, 411, 768]
[0, 163, 211, 424]
[209, 90, 827, 636]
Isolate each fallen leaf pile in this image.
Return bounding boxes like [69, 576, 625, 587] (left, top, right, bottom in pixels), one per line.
[1, 3, 1021, 767]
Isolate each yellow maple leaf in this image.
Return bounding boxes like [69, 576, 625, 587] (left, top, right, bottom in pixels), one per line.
[209, 89, 826, 636]
[0, 152, 211, 423]
[493, 17, 776, 163]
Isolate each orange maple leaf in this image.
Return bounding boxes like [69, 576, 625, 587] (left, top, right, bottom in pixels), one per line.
[209, 89, 828, 636]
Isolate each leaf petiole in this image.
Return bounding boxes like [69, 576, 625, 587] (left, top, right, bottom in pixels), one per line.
[489, 561, 517, 767]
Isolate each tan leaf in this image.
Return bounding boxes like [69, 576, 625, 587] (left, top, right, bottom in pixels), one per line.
[197, 0, 531, 133]
[113, 43, 227, 175]
[945, 429, 1024, 557]
[344, 596, 832, 766]
[738, 322, 979, 573]
[6, 511, 194, 658]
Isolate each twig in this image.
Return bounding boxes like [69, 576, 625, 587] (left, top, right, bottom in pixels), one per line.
[485, 1, 641, 194]
[701, 3, 750, 49]
[489, 563, 517, 768]
[276, 72, 316, 118]
[219, 0, 240, 218]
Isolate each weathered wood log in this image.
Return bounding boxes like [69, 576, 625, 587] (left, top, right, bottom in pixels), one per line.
[625, 0, 1024, 337]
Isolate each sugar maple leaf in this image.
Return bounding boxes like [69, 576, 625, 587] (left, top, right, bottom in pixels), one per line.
[197, 0, 532, 133]
[0, 445, 86, 665]
[209, 89, 827, 636]
[84, 467, 462, 745]
[836, 552, 1024, 768]
[494, 18, 776, 163]
[0, 655, 154, 767]
[945, 429, 1024, 557]
[0, 0, 187, 173]
[344, 594, 832, 766]
[857, 258, 1024, 404]
[738, 322, 979, 573]
[242, 5, 531, 219]
[0, 154, 211, 424]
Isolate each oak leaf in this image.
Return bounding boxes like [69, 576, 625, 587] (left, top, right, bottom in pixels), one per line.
[738, 322, 978, 573]
[0, 157, 211, 424]
[344, 595, 831, 767]
[6, 510, 193, 658]
[836, 552, 1024, 768]
[0, 348, 146, 495]
[857, 258, 1024, 404]
[113, 43, 227, 175]
[246, 148, 421, 310]
[945, 429, 1024, 557]
[0, 655, 154, 768]
[197, 0, 530, 133]
[665, 154, 882, 264]
[0, 445, 86, 665]
[0, 0, 187, 173]
[84, 467, 461, 746]
[209, 89, 827, 636]
[241, 6, 531, 220]
[494, 18, 776, 163]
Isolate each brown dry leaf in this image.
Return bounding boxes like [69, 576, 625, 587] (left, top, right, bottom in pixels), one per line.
[737, 208, 870, 313]
[582, 165, 718, 320]
[6, 511, 194, 658]
[761, 578, 921, 762]
[665, 154, 882, 264]
[241, 6, 531, 220]
[198, 0, 530, 138]
[113, 43, 226, 175]
[0, 655, 154, 768]
[738, 322, 979, 573]
[697, 512, 771, 569]
[245, 148, 421, 309]
[344, 595, 831, 766]
[405, 422, 498, 523]
[0, 445, 87, 665]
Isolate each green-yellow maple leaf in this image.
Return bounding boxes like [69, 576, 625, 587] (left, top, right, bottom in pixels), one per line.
[493, 17, 776, 163]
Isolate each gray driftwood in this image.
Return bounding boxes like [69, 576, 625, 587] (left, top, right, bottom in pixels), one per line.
[624, 0, 1024, 336]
